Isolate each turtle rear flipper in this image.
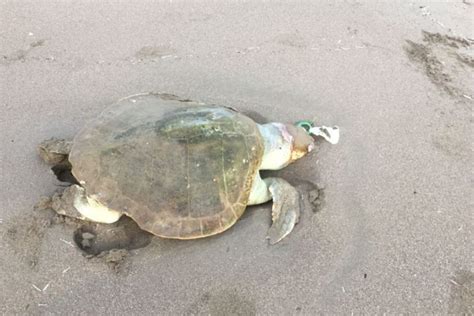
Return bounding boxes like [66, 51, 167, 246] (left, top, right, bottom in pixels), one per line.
[52, 185, 122, 224]
[264, 177, 301, 244]
[38, 138, 72, 165]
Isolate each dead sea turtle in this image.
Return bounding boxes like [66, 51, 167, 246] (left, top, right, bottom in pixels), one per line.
[38, 93, 337, 244]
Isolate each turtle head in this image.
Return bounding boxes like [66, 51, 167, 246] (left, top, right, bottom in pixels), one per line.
[258, 123, 314, 170]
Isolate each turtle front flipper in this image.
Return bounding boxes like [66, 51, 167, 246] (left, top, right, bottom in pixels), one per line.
[264, 177, 301, 244]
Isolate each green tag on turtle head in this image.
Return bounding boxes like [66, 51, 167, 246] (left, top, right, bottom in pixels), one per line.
[295, 120, 314, 133]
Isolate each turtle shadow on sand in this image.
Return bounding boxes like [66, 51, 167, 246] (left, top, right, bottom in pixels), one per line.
[72, 216, 152, 256]
[72, 216, 153, 272]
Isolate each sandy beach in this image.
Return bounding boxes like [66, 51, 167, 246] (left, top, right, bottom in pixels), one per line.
[1, 1, 473, 314]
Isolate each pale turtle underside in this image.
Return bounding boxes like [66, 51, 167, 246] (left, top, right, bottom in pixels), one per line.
[69, 93, 264, 239]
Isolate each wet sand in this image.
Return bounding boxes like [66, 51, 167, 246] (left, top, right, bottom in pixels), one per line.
[1, 1, 473, 314]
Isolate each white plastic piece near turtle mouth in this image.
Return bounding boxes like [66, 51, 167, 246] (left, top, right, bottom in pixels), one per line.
[310, 126, 340, 144]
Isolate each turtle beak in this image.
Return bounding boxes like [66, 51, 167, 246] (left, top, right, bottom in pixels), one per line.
[284, 125, 315, 160]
